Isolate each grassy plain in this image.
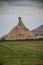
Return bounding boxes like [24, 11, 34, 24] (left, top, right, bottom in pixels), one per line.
[0, 41, 43, 65]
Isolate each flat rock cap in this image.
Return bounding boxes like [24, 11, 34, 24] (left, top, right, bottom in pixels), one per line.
[18, 17, 21, 20]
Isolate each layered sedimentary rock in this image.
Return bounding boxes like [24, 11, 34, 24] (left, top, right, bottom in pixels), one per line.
[1, 17, 35, 40]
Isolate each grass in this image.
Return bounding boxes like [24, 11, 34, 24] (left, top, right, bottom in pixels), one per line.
[0, 41, 43, 65]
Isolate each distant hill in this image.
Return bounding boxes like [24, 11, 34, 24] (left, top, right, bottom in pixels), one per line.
[31, 25, 43, 36]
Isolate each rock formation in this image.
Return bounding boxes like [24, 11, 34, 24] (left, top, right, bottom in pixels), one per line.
[31, 25, 43, 36]
[1, 17, 35, 40]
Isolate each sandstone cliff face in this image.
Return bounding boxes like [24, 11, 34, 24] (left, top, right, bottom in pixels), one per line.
[1, 17, 34, 40]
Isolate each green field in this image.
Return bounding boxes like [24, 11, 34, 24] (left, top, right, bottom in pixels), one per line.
[0, 41, 43, 65]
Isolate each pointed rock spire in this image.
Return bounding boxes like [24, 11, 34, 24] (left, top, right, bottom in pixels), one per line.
[1, 17, 35, 40]
[18, 17, 23, 26]
[18, 17, 21, 21]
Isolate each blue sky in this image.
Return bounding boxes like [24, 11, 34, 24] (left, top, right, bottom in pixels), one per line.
[0, 0, 43, 38]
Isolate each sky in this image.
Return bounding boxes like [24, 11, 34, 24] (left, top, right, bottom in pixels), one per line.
[0, 0, 43, 38]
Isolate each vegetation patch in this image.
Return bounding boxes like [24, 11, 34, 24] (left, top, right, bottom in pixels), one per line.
[0, 41, 43, 65]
